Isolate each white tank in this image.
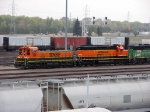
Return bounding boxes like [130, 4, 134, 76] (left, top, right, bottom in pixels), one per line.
[50, 81, 150, 110]
[63, 81, 150, 110]
[50, 107, 111, 112]
[0, 84, 43, 112]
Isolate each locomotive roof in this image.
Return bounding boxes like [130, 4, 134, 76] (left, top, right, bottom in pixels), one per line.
[77, 44, 121, 50]
[128, 44, 150, 50]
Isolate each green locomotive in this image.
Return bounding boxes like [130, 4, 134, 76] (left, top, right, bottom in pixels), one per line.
[128, 44, 150, 64]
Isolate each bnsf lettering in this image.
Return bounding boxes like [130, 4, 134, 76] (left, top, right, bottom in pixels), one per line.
[98, 51, 108, 53]
[49, 53, 60, 57]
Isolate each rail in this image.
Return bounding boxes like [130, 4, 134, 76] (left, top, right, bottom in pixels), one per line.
[0, 65, 150, 82]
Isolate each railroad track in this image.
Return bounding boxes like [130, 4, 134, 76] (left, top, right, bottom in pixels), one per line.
[0, 51, 18, 55]
[0, 64, 149, 72]
[0, 65, 150, 82]
[0, 51, 18, 66]
[0, 57, 16, 66]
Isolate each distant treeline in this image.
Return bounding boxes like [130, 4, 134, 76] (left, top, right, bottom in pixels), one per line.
[0, 15, 149, 34]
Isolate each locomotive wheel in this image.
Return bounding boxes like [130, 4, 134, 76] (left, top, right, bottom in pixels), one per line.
[114, 62, 116, 65]
[69, 62, 74, 67]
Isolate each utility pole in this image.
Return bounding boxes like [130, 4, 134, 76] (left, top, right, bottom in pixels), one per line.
[149, 17, 150, 35]
[65, 0, 68, 50]
[86, 74, 89, 108]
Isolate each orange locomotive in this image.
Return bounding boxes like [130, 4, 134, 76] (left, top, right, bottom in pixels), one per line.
[14, 45, 129, 69]
[76, 45, 129, 65]
[14, 46, 74, 68]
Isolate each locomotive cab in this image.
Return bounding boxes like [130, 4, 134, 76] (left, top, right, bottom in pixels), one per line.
[116, 45, 128, 56]
[18, 46, 38, 58]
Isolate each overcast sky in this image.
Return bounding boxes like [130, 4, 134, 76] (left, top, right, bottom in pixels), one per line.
[0, 0, 150, 23]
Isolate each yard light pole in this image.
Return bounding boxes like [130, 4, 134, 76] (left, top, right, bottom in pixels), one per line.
[65, 0, 68, 50]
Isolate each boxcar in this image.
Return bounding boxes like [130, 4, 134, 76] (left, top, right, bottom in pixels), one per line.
[89, 37, 105, 45]
[3, 36, 51, 51]
[3, 37, 26, 51]
[0, 36, 3, 50]
[51, 37, 87, 50]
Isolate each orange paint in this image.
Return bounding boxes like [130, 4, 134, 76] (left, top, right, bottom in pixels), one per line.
[17, 46, 73, 59]
[77, 45, 128, 57]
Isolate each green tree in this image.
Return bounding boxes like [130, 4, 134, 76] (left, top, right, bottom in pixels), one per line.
[73, 18, 81, 37]
[97, 27, 102, 36]
[132, 30, 139, 37]
[0, 15, 148, 35]
[0, 21, 7, 33]
[87, 29, 91, 36]
[131, 21, 142, 31]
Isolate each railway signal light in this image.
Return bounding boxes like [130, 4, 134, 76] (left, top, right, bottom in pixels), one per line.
[93, 16, 95, 24]
[105, 17, 107, 25]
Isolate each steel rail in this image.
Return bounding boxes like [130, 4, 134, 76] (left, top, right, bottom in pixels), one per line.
[0, 67, 150, 82]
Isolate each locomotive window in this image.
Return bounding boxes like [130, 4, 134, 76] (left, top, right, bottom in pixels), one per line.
[19, 49, 22, 55]
[27, 49, 30, 55]
[32, 48, 37, 53]
[23, 48, 25, 53]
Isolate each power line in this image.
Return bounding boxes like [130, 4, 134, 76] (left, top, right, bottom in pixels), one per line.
[127, 11, 131, 30]
[9, 0, 17, 35]
[82, 5, 90, 36]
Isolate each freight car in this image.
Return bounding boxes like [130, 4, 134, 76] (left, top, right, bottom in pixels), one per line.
[2, 36, 88, 51]
[0, 36, 3, 50]
[86, 37, 126, 46]
[1, 36, 127, 51]
[3, 36, 51, 51]
[51, 37, 87, 50]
